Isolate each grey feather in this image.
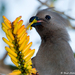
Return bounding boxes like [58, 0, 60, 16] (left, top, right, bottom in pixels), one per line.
[31, 8, 75, 75]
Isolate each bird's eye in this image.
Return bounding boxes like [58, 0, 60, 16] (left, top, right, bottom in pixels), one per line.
[45, 15, 51, 20]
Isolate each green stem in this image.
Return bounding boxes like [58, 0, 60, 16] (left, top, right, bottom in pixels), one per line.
[12, 23, 28, 74]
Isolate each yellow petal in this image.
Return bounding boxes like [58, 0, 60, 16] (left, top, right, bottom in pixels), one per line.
[25, 36, 30, 46]
[27, 59, 32, 66]
[30, 27, 32, 30]
[8, 29, 14, 40]
[27, 65, 32, 70]
[18, 33, 27, 45]
[4, 19, 11, 28]
[17, 28, 26, 38]
[9, 70, 21, 75]
[26, 19, 37, 30]
[26, 23, 32, 30]
[19, 39, 27, 51]
[25, 50, 35, 62]
[2, 26, 8, 34]
[30, 68, 37, 74]
[5, 46, 17, 57]
[8, 53, 18, 62]
[13, 23, 18, 34]
[22, 42, 32, 54]
[1, 22, 9, 29]
[10, 47, 16, 52]
[22, 36, 30, 50]
[23, 49, 35, 61]
[6, 34, 12, 42]
[2, 37, 14, 47]
[17, 25, 25, 34]
[11, 59, 19, 67]
[24, 59, 32, 67]
[17, 20, 23, 30]
[13, 16, 22, 25]
[3, 16, 11, 23]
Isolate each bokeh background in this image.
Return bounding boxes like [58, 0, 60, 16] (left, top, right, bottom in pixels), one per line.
[0, 0, 75, 74]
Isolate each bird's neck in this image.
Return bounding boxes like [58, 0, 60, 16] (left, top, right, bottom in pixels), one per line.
[41, 29, 70, 43]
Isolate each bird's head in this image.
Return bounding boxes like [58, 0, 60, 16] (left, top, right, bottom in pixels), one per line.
[29, 9, 69, 41]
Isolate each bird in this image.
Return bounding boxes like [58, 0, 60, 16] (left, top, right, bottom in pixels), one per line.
[29, 8, 75, 75]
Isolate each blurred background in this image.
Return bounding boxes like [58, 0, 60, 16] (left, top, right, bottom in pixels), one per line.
[0, 0, 75, 74]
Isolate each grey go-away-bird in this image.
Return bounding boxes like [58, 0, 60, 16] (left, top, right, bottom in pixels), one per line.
[29, 8, 75, 75]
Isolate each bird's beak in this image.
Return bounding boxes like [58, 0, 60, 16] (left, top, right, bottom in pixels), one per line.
[29, 16, 43, 27]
